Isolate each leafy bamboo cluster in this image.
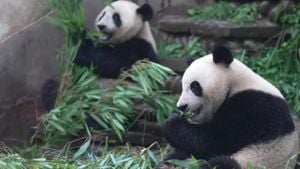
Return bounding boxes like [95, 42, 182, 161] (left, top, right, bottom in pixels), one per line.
[0, 143, 160, 169]
[46, 0, 86, 44]
[42, 57, 176, 146]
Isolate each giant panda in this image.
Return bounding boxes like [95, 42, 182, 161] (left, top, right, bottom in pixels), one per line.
[159, 46, 298, 169]
[74, 0, 158, 78]
[42, 0, 158, 111]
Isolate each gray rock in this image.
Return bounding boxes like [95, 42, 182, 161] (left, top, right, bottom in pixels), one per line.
[158, 58, 188, 73]
[0, 0, 108, 147]
[0, 0, 49, 42]
[227, 41, 241, 50]
[0, 20, 63, 103]
[243, 40, 264, 55]
[0, 96, 46, 147]
[158, 15, 192, 34]
[159, 16, 281, 39]
[268, 1, 296, 22]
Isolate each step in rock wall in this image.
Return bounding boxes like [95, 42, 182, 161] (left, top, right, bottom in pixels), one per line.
[153, 1, 293, 56]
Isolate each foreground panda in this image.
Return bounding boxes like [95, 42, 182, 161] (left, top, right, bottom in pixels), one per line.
[159, 46, 298, 169]
[42, 0, 157, 111]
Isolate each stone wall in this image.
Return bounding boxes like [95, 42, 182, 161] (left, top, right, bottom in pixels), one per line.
[0, 0, 100, 147]
[0, 0, 105, 103]
[0, 0, 49, 43]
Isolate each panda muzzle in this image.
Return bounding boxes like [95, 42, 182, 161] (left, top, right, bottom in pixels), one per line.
[100, 32, 113, 41]
[190, 105, 203, 117]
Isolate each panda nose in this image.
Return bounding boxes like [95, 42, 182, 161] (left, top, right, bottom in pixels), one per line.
[97, 25, 106, 30]
[177, 104, 188, 112]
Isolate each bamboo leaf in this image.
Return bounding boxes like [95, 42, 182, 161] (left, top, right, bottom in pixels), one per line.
[73, 138, 91, 160]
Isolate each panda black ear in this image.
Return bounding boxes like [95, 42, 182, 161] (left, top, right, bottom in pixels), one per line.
[186, 56, 194, 66]
[137, 3, 153, 21]
[212, 45, 233, 66]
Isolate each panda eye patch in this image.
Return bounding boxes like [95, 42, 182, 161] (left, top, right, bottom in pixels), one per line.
[190, 81, 202, 97]
[113, 13, 122, 27]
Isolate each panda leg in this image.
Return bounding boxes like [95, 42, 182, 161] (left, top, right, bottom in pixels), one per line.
[41, 79, 59, 111]
[161, 113, 215, 157]
[200, 156, 241, 169]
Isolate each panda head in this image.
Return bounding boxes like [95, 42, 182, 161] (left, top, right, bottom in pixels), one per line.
[177, 46, 234, 124]
[95, 0, 153, 45]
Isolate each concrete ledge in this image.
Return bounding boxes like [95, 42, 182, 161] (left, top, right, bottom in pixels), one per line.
[159, 16, 281, 39]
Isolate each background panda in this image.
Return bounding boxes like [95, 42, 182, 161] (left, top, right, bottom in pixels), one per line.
[159, 46, 298, 169]
[42, 0, 158, 111]
[75, 0, 158, 78]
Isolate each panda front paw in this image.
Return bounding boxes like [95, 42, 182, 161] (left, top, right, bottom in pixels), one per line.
[161, 113, 186, 141]
[163, 113, 185, 127]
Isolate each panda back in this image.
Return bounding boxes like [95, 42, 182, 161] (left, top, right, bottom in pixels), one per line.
[228, 59, 283, 98]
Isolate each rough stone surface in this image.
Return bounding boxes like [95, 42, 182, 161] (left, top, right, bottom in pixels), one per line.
[259, 0, 275, 17]
[82, 0, 105, 29]
[0, 20, 63, 103]
[0, 0, 49, 42]
[0, 1, 106, 148]
[159, 58, 188, 73]
[0, 96, 46, 147]
[152, 6, 193, 26]
[0, 0, 108, 104]
[159, 16, 281, 39]
[138, 0, 199, 12]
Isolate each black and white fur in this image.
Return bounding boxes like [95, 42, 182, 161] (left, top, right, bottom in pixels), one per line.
[75, 0, 158, 78]
[160, 46, 298, 169]
[42, 0, 157, 111]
